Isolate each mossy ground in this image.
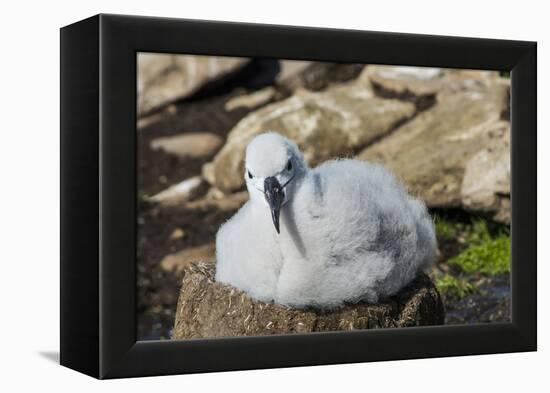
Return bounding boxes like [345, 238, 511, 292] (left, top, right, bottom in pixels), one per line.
[432, 212, 510, 300]
[434, 274, 477, 299]
[451, 235, 510, 275]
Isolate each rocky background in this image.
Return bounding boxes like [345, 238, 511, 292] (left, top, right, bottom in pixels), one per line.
[137, 53, 511, 340]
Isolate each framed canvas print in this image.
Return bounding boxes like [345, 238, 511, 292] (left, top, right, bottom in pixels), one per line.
[60, 14, 537, 379]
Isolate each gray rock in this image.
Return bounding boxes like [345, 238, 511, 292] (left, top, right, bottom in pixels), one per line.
[137, 104, 177, 131]
[361, 65, 501, 99]
[224, 87, 277, 111]
[277, 61, 365, 93]
[184, 189, 249, 212]
[148, 176, 206, 206]
[461, 124, 510, 223]
[358, 81, 510, 211]
[169, 228, 186, 241]
[138, 53, 248, 116]
[207, 82, 415, 192]
[172, 263, 445, 339]
[360, 65, 443, 102]
[150, 132, 224, 160]
[201, 162, 217, 185]
[160, 244, 216, 274]
[275, 60, 313, 84]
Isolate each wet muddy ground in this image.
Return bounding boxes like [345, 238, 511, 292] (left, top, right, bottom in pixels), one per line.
[432, 209, 510, 326]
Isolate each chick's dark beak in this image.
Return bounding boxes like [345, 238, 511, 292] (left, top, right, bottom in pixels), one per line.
[264, 176, 284, 234]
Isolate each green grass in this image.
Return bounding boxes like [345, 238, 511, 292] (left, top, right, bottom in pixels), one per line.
[468, 220, 491, 242]
[435, 216, 511, 276]
[435, 274, 477, 299]
[434, 217, 459, 239]
[450, 235, 510, 275]
[435, 216, 496, 243]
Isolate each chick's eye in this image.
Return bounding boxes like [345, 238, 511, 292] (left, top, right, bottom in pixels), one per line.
[247, 170, 253, 179]
[287, 160, 292, 171]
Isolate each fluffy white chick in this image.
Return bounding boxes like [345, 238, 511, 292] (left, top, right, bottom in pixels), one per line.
[215, 132, 436, 308]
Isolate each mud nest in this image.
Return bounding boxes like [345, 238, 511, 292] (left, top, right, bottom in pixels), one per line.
[173, 262, 445, 339]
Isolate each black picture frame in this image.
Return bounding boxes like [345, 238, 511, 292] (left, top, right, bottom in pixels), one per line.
[60, 13, 537, 379]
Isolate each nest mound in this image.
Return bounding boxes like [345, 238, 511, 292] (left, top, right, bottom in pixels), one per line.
[172, 262, 444, 339]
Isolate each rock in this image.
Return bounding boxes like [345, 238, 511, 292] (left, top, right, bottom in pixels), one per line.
[358, 81, 510, 209]
[277, 62, 365, 93]
[275, 60, 313, 84]
[150, 132, 224, 160]
[160, 245, 216, 274]
[361, 65, 501, 101]
[360, 65, 441, 109]
[207, 82, 416, 192]
[137, 104, 177, 131]
[201, 162, 216, 185]
[224, 87, 277, 111]
[173, 263, 445, 339]
[137, 53, 248, 116]
[360, 66, 504, 114]
[205, 187, 229, 200]
[461, 125, 510, 223]
[184, 190, 249, 212]
[148, 176, 206, 206]
[169, 228, 186, 241]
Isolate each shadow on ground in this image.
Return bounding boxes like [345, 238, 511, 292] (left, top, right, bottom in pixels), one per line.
[38, 351, 59, 364]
